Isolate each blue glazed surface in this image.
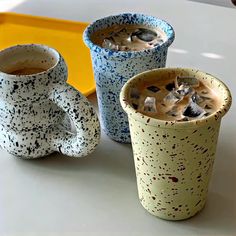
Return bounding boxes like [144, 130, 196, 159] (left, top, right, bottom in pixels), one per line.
[84, 13, 175, 143]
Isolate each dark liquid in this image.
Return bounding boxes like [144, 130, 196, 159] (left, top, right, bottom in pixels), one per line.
[9, 68, 45, 75]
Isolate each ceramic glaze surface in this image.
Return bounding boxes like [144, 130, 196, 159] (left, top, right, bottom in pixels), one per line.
[120, 68, 231, 220]
[0, 44, 100, 158]
[84, 13, 175, 143]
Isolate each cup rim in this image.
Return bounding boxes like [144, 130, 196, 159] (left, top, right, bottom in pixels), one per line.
[120, 67, 232, 129]
[83, 12, 175, 59]
[0, 44, 60, 80]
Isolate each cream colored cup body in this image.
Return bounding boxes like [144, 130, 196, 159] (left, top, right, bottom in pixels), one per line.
[120, 68, 231, 220]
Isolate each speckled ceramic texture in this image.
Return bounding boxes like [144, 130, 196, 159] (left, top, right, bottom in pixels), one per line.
[83, 13, 175, 143]
[120, 68, 232, 220]
[0, 44, 100, 158]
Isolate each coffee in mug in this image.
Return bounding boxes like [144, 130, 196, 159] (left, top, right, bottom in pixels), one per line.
[7, 67, 45, 75]
[91, 24, 166, 51]
[0, 44, 100, 159]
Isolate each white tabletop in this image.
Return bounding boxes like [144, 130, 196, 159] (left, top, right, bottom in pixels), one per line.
[0, 0, 236, 235]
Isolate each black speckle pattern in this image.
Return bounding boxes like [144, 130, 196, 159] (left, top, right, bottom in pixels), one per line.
[0, 44, 100, 158]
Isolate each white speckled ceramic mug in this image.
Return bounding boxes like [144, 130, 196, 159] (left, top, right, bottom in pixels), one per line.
[0, 44, 100, 159]
[120, 68, 232, 220]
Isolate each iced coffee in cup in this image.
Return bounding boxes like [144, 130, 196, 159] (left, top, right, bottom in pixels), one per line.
[84, 13, 174, 143]
[91, 24, 167, 51]
[120, 68, 231, 220]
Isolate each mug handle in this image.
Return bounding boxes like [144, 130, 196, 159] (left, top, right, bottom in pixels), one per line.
[48, 83, 100, 157]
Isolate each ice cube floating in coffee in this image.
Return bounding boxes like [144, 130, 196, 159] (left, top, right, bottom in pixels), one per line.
[91, 24, 167, 51]
[129, 75, 220, 122]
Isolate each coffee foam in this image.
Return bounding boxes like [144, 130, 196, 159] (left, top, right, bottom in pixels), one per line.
[91, 24, 167, 51]
[129, 76, 221, 122]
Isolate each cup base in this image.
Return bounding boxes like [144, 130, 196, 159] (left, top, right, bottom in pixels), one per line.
[8, 149, 55, 159]
[140, 198, 206, 221]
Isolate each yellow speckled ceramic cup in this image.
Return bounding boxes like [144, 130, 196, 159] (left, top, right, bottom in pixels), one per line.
[120, 68, 232, 220]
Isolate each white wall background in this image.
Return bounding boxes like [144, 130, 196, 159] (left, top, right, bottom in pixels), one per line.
[189, 0, 235, 8]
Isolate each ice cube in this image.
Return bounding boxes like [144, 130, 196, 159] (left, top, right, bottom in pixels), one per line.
[204, 112, 210, 117]
[166, 107, 178, 117]
[132, 103, 139, 110]
[165, 82, 176, 91]
[143, 97, 157, 112]
[164, 91, 182, 104]
[131, 28, 157, 42]
[183, 101, 206, 118]
[114, 28, 132, 44]
[191, 92, 198, 103]
[176, 84, 193, 96]
[146, 85, 160, 93]
[200, 96, 212, 101]
[130, 88, 140, 99]
[201, 90, 208, 95]
[204, 104, 212, 110]
[177, 117, 189, 122]
[191, 92, 203, 104]
[176, 76, 199, 87]
[126, 36, 132, 43]
[154, 39, 164, 46]
[115, 28, 128, 37]
[102, 37, 119, 50]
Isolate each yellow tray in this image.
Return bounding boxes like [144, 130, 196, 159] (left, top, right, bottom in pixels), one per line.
[0, 12, 95, 96]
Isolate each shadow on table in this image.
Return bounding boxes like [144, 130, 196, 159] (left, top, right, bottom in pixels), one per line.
[180, 192, 236, 235]
[15, 130, 136, 181]
[170, 136, 236, 235]
[11, 111, 236, 234]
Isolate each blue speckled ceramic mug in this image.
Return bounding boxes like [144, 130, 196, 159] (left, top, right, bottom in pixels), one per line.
[84, 13, 175, 143]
